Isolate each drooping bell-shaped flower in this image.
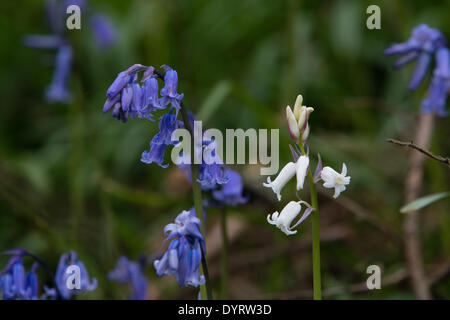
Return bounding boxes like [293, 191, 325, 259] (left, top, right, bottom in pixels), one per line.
[143, 76, 164, 110]
[106, 64, 147, 100]
[320, 163, 351, 198]
[159, 65, 184, 113]
[163, 208, 204, 241]
[141, 139, 169, 168]
[154, 208, 205, 288]
[53, 251, 97, 300]
[197, 140, 229, 190]
[108, 256, 148, 300]
[212, 168, 249, 206]
[141, 113, 182, 167]
[296, 155, 309, 190]
[263, 162, 296, 201]
[0, 255, 40, 300]
[267, 201, 313, 236]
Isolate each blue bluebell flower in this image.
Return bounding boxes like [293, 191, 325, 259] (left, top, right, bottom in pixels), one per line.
[160, 65, 184, 113]
[422, 47, 449, 116]
[154, 208, 205, 287]
[212, 168, 248, 206]
[164, 208, 204, 241]
[143, 76, 164, 110]
[384, 24, 446, 90]
[197, 140, 229, 190]
[141, 113, 183, 167]
[108, 256, 148, 300]
[51, 251, 97, 300]
[0, 256, 40, 300]
[141, 139, 169, 168]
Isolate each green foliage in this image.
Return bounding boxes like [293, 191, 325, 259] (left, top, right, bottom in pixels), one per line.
[0, 0, 449, 299]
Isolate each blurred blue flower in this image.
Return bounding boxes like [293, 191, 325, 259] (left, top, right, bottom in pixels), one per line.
[24, 0, 117, 104]
[154, 208, 205, 287]
[385, 24, 449, 117]
[51, 251, 97, 300]
[422, 47, 449, 116]
[45, 44, 73, 103]
[212, 168, 248, 206]
[384, 24, 446, 91]
[108, 256, 148, 300]
[90, 13, 117, 48]
[0, 257, 40, 300]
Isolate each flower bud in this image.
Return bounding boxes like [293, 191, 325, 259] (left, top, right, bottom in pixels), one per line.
[286, 106, 300, 140]
[293, 94, 303, 120]
[302, 123, 310, 142]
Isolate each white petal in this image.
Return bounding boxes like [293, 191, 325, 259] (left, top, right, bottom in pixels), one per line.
[341, 163, 347, 176]
[296, 156, 309, 190]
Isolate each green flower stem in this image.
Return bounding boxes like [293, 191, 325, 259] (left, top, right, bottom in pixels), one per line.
[220, 209, 229, 299]
[180, 104, 213, 300]
[299, 138, 322, 300]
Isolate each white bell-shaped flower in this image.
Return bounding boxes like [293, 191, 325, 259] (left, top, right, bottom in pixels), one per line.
[263, 162, 296, 201]
[320, 163, 351, 198]
[296, 155, 309, 190]
[267, 201, 302, 235]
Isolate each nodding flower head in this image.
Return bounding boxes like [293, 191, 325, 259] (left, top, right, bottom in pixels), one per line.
[108, 256, 148, 300]
[384, 24, 447, 91]
[263, 162, 296, 201]
[0, 256, 40, 300]
[267, 201, 313, 236]
[154, 208, 205, 288]
[320, 163, 351, 199]
[53, 251, 97, 300]
[212, 168, 249, 206]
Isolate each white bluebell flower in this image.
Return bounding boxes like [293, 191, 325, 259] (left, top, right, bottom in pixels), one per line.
[263, 162, 296, 201]
[320, 163, 351, 198]
[267, 201, 314, 236]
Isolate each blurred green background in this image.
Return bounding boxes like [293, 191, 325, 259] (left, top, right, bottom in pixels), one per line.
[0, 0, 449, 299]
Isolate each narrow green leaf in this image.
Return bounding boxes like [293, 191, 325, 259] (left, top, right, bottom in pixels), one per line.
[197, 80, 232, 123]
[400, 192, 450, 213]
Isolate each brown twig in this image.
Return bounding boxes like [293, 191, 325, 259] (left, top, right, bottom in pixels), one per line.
[386, 138, 450, 168]
[401, 114, 435, 300]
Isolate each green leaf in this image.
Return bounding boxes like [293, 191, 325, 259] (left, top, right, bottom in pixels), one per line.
[400, 192, 450, 213]
[197, 80, 232, 123]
